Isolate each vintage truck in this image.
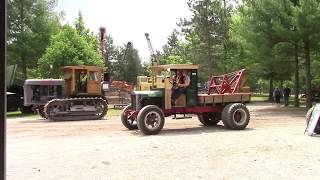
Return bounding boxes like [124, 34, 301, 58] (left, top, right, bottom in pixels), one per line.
[121, 64, 251, 135]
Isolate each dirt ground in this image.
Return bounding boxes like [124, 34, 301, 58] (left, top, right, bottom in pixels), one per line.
[6, 102, 320, 180]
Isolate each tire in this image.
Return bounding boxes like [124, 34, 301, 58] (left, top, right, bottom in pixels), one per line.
[121, 104, 138, 130]
[222, 103, 250, 130]
[306, 106, 320, 134]
[198, 112, 220, 126]
[38, 106, 48, 119]
[44, 100, 64, 120]
[137, 105, 165, 135]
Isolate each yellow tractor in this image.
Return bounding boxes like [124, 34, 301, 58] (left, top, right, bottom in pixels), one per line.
[24, 65, 109, 120]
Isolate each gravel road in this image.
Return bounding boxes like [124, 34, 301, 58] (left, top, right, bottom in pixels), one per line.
[6, 102, 320, 180]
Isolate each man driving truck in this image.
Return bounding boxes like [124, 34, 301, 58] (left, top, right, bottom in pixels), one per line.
[171, 69, 190, 106]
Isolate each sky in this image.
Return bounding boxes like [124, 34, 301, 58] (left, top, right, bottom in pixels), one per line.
[55, 0, 191, 62]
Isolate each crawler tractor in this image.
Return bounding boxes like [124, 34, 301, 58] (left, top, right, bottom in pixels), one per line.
[24, 66, 109, 120]
[121, 64, 251, 135]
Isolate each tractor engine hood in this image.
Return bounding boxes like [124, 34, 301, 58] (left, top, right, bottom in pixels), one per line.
[131, 90, 165, 110]
[132, 90, 164, 97]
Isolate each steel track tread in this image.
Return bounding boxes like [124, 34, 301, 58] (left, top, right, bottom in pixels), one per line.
[44, 97, 108, 121]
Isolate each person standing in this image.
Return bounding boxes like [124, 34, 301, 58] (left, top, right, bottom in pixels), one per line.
[283, 87, 291, 106]
[273, 87, 281, 104]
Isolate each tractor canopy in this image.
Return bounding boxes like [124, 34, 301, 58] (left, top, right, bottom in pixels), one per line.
[149, 64, 199, 72]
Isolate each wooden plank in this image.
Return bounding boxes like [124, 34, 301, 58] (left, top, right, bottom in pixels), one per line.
[198, 93, 251, 104]
[164, 78, 172, 109]
[150, 64, 199, 71]
[176, 94, 186, 107]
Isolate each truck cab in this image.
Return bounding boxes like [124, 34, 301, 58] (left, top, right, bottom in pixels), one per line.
[131, 64, 199, 111]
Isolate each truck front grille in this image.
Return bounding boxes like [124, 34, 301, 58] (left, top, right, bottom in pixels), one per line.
[131, 94, 136, 110]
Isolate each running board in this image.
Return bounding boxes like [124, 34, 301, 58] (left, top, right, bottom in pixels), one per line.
[172, 114, 192, 119]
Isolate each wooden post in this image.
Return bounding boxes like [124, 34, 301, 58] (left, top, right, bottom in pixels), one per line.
[1, 0, 7, 178]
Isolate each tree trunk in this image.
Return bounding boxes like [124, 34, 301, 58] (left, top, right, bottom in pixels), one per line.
[20, 0, 27, 81]
[269, 76, 274, 101]
[22, 54, 27, 81]
[294, 42, 300, 107]
[223, 0, 228, 72]
[304, 37, 312, 109]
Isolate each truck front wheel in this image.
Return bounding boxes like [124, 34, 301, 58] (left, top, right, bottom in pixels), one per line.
[222, 103, 250, 130]
[121, 104, 138, 130]
[137, 105, 165, 135]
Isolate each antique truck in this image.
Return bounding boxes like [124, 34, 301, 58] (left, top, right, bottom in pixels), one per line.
[24, 65, 109, 120]
[121, 64, 251, 135]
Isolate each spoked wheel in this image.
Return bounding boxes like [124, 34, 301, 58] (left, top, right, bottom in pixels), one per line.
[198, 112, 221, 126]
[94, 99, 108, 119]
[222, 103, 250, 130]
[306, 106, 320, 134]
[137, 105, 165, 135]
[38, 105, 48, 119]
[45, 100, 64, 120]
[121, 104, 138, 130]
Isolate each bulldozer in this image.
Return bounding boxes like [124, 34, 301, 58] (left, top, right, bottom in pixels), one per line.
[24, 65, 110, 120]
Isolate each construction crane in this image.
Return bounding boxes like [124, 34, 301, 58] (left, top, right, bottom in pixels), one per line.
[123, 42, 132, 65]
[144, 33, 158, 66]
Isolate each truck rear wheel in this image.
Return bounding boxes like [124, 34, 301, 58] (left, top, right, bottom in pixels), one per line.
[137, 105, 165, 135]
[222, 103, 250, 130]
[121, 104, 138, 130]
[198, 113, 220, 126]
[306, 106, 320, 134]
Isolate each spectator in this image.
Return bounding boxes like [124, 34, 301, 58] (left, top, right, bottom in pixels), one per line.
[273, 87, 281, 104]
[283, 87, 291, 107]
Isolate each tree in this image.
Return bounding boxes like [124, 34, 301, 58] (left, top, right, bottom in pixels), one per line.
[7, 0, 61, 83]
[177, 0, 235, 82]
[37, 25, 103, 78]
[162, 29, 180, 58]
[74, 11, 99, 52]
[111, 43, 142, 84]
[293, 0, 320, 108]
[232, 0, 297, 100]
[103, 34, 118, 72]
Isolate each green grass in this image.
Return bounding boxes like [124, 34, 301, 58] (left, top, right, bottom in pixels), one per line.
[251, 94, 310, 107]
[251, 95, 269, 102]
[251, 94, 269, 102]
[6, 111, 39, 119]
[107, 107, 122, 116]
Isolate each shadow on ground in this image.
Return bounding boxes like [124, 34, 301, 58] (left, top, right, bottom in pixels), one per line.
[19, 118, 107, 123]
[131, 125, 255, 137]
